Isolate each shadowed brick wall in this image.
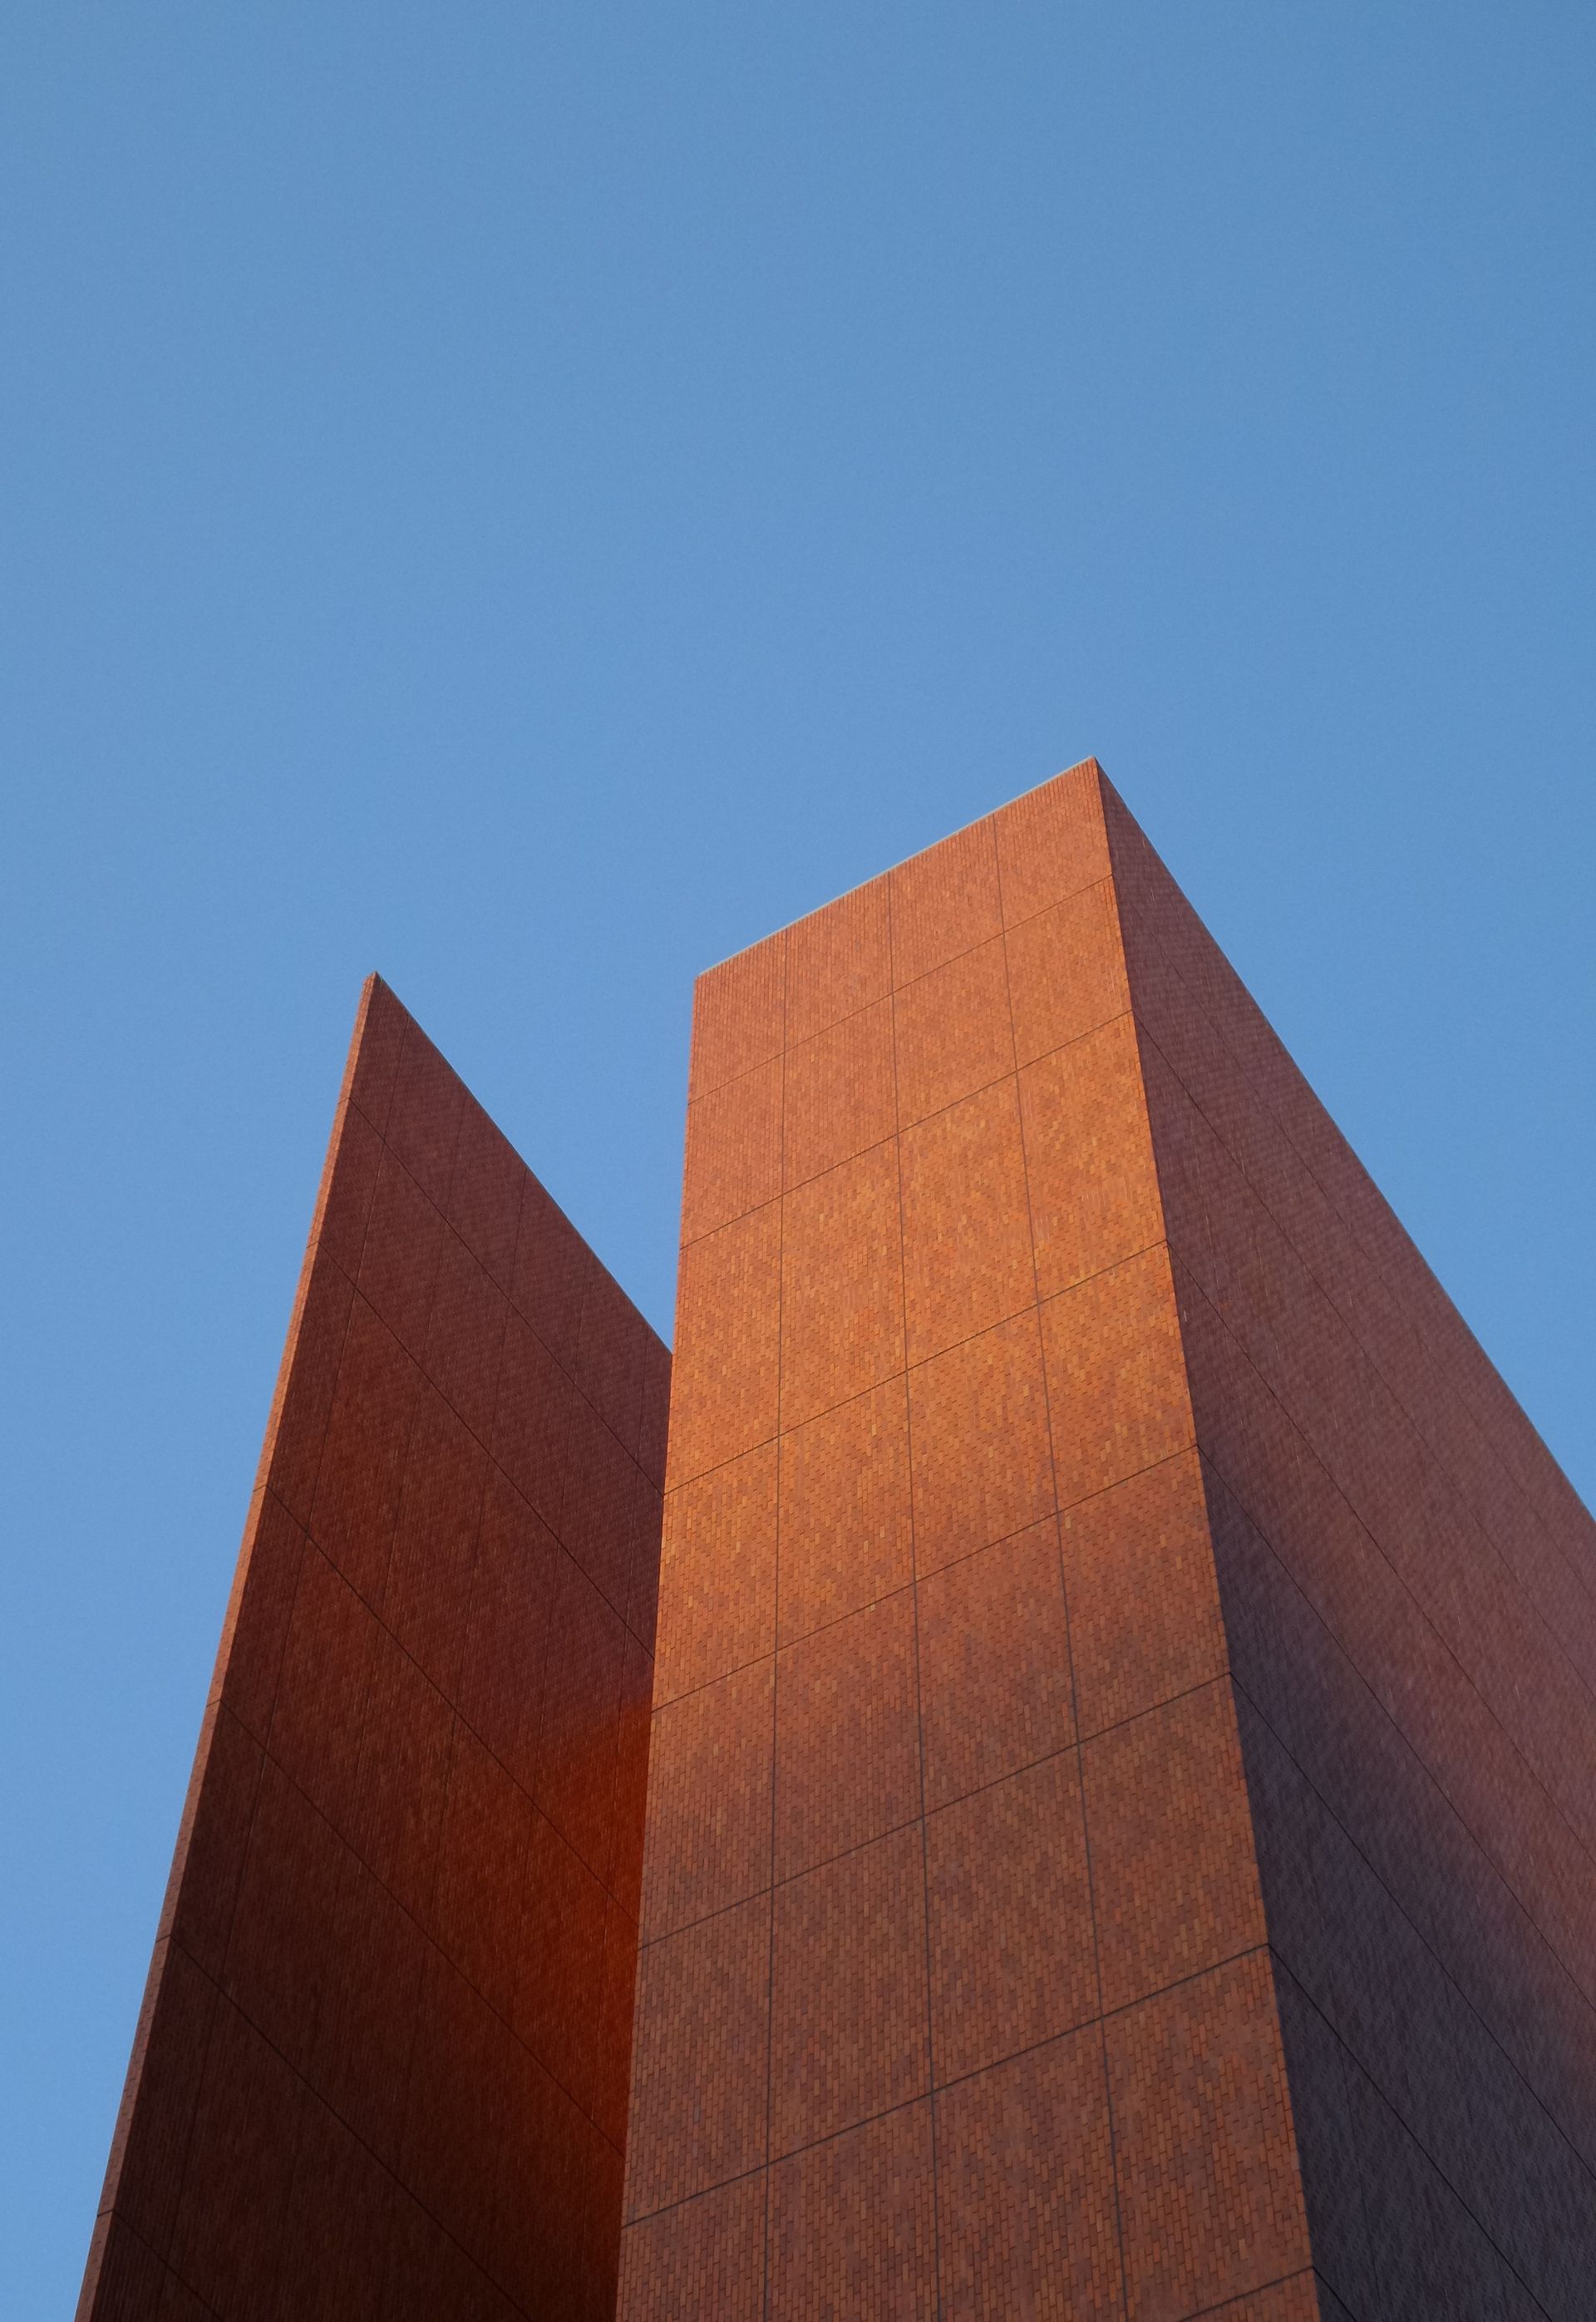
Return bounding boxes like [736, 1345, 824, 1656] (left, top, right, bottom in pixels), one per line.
[79, 976, 668, 2322]
[1106, 791, 1596, 2320]
[619, 765, 1320, 2320]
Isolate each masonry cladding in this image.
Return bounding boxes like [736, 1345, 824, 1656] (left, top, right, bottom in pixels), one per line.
[619, 761, 1596, 2321]
[78, 979, 668, 2322]
[621, 766, 1315, 2319]
[1106, 792, 1596, 2320]
[78, 767, 1596, 2321]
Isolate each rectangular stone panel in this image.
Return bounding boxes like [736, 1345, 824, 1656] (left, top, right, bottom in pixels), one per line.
[767, 2102, 938, 2322]
[782, 995, 895, 1189]
[915, 1516, 1075, 1809]
[780, 1140, 903, 1424]
[890, 816, 1003, 984]
[680, 1059, 782, 1244]
[1106, 1950, 1312, 2322]
[1061, 1449, 1227, 1738]
[926, 1750, 1095, 2082]
[617, 2176, 766, 2322]
[776, 1376, 912, 1643]
[1006, 872, 1129, 1063]
[1041, 1244, 1194, 1508]
[688, 929, 785, 1099]
[934, 2025, 1122, 2322]
[654, 1442, 777, 1705]
[991, 757, 1113, 924]
[641, 1658, 773, 1940]
[1084, 1679, 1268, 2015]
[625, 1896, 772, 2218]
[907, 1309, 1055, 1574]
[1019, 1012, 1164, 1295]
[770, 1824, 929, 2155]
[899, 1077, 1033, 1362]
[667, 1203, 780, 1484]
[774, 1589, 919, 1878]
[785, 877, 892, 1048]
[892, 934, 1015, 1126]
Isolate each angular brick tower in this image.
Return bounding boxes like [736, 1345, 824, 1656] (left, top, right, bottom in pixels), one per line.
[78, 978, 668, 2322]
[620, 762, 1595, 2320]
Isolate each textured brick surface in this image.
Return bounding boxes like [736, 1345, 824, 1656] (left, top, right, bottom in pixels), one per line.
[777, 1378, 913, 1641]
[623, 762, 1318, 2320]
[926, 1750, 1095, 2081]
[768, 2099, 938, 2320]
[1107, 1950, 1307, 2321]
[937, 2029, 1123, 2320]
[85, 758, 1595, 2320]
[1103, 776, 1596, 2321]
[628, 758, 1592, 2319]
[79, 977, 667, 2322]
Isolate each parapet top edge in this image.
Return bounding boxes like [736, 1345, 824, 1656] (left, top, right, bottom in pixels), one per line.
[691, 755, 1106, 984]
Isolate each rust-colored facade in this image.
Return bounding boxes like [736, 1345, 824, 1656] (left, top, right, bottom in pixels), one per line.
[618, 762, 1596, 2321]
[81, 769, 1595, 2320]
[79, 978, 668, 2322]
[1112, 795, 1596, 2321]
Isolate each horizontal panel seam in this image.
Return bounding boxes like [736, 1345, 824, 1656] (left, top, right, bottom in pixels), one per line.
[623, 1941, 1271, 2226]
[678, 1003, 1139, 1248]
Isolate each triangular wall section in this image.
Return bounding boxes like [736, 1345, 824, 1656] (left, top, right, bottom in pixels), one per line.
[80, 977, 669, 2322]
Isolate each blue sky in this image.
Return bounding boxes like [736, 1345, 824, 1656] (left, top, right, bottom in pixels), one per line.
[2, 5, 1592, 2308]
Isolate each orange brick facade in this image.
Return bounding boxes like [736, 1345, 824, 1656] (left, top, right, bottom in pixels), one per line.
[1106, 792, 1596, 2320]
[79, 772, 1595, 2320]
[621, 768, 1313, 2320]
[79, 979, 668, 2322]
[619, 762, 1596, 2320]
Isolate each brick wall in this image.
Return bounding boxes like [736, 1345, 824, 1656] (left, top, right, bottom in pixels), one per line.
[1107, 789, 1596, 2320]
[79, 977, 667, 2322]
[620, 766, 1317, 2320]
[81, 767, 1593, 2320]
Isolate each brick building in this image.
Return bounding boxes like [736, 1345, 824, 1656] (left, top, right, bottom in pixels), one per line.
[80, 766, 1594, 2320]
[77, 979, 669, 2320]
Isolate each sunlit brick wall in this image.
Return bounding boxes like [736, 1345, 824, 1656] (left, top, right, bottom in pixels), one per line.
[620, 765, 1314, 2320]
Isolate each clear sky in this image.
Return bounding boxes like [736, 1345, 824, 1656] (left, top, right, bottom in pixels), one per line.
[2, 5, 1592, 2309]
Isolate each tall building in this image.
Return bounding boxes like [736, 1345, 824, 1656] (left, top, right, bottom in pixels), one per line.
[81, 766, 1594, 2321]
